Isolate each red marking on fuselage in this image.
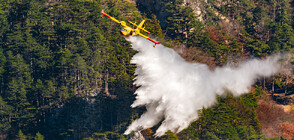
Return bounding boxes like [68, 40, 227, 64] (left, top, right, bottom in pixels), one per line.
[120, 32, 128, 36]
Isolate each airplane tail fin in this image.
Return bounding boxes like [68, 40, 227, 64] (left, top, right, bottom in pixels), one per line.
[136, 20, 145, 30]
[128, 20, 150, 34]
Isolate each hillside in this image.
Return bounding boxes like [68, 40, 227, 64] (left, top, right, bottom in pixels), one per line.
[0, 0, 293, 139]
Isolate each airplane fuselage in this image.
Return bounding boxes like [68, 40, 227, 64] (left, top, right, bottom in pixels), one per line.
[120, 27, 139, 36]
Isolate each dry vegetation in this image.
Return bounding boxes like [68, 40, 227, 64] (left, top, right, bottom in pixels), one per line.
[173, 45, 216, 69]
[257, 94, 294, 139]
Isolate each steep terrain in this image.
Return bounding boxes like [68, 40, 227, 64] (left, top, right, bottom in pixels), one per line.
[136, 0, 294, 139]
[0, 0, 293, 139]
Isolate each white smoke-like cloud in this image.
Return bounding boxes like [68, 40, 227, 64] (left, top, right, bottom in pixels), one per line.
[124, 36, 282, 136]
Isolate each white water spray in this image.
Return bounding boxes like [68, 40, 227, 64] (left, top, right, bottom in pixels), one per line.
[124, 36, 282, 136]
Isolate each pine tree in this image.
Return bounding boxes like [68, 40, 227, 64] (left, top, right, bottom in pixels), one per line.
[267, 0, 294, 52]
[0, 0, 9, 38]
[3, 51, 33, 131]
[145, 14, 164, 39]
[34, 132, 44, 140]
[0, 96, 12, 136]
[0, 47, 5, 94]
[16, 130, 27, 140]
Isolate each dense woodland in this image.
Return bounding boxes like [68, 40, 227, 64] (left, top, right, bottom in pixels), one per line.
[0, 0, 293, 139]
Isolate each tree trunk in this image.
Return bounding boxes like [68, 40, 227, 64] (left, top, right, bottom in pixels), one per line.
[272, 79, 275, 97]
[104, 71, 110, 95]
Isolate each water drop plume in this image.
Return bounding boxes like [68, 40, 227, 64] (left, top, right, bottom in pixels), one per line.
[124, 36, 282, 136]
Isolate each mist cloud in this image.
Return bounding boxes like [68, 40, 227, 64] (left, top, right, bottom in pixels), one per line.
[124, 36, 282, 136]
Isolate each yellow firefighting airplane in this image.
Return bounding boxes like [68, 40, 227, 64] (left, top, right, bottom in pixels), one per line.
[101, 10, 161, 47]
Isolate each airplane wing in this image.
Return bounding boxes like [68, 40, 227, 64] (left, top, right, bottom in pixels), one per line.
[138, 32, 161, 47]
[101, 10, 128, 28]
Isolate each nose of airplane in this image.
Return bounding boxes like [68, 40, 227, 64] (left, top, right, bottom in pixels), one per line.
[120, 31, 127, 36]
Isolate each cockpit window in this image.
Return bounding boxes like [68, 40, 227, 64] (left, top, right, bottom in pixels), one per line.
[121, 29, 127, 32]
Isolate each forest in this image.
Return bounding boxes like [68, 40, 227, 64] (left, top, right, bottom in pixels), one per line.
[0, 0, 293, 139]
